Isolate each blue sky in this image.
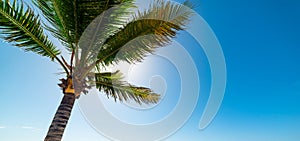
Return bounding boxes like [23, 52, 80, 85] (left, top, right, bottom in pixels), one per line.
[1, 0, 300, 141]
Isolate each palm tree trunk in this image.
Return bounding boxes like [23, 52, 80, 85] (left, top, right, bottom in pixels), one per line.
[44, 93, 76, 141]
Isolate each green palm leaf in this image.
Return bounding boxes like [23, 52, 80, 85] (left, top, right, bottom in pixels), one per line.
[33, 0, 134, 51]
[76, 0, 135, 68]
[94, 71, 160, 104]
[96, 0, 194, 66]
[0, 0, 60, 60]
[77, 0, 134, 38]
[33, 0, 76, 50]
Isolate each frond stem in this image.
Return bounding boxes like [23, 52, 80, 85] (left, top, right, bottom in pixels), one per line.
[70, 49, 75, 74]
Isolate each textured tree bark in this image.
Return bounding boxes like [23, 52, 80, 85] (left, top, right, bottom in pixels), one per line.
[44, 93, 76, 141]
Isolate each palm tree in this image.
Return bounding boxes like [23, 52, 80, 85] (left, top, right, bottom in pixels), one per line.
[0, 0, 193, 140]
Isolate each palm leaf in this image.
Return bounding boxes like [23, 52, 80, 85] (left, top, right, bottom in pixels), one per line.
[33, 0, 135, 51]
[77, 0, 135, 62]
[93, 71, 160, 104]
[33, 0, 76, 50]
[77, 0, 134, 38]
[74, 0, 136, 79]
[0, 0, 69, 74]
[0, 0, 61, 60]
[96, 0, 194, 66]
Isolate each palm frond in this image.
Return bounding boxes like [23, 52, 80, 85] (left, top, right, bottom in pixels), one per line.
[75, 0, 136, 76]
[96, 0, 194, 66]
[93, 71, 160, 104]
[33, 0, 134, 51]
[33, 0, 76, 50]
[77, 0, 134, 38]
[0, 0, 61, 60]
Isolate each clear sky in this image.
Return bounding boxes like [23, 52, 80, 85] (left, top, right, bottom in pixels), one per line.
[0, 0, 300, 141]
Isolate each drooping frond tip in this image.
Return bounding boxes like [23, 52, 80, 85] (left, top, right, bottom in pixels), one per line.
[94, 71, 160, 104]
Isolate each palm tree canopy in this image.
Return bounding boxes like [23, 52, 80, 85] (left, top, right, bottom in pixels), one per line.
[0, 0, 194, 104]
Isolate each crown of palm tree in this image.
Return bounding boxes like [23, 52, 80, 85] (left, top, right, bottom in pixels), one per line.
[1, 0, 194, 140]
[0, 0, 193, 104]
